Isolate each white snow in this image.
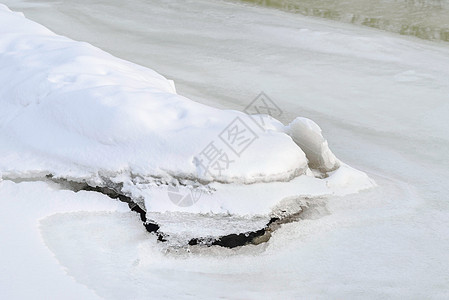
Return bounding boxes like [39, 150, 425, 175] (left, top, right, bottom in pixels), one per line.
[0, 179, 129, 300]
[0, 3, 307, 185]
[1, 0, 448, 299]
[285, 117, 339, 172]
[0, 3, 373, 217]
[130, 163, 373, 216]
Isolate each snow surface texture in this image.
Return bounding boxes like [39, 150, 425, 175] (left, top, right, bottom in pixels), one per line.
[0, 180, 129, 300]
[0, 4, 373, 217]
[0, 4, 306, 185]
[3, 0, 449, 298]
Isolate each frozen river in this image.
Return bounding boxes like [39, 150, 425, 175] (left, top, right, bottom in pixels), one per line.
[243, 0, 449, 42]
[1, 0, 449, 298]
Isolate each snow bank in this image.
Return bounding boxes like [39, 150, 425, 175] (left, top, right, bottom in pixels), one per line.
[0, 4, 306, 184]
[0, 4, 374, 216]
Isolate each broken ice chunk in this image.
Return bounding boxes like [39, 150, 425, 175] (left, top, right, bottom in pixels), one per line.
[285, 117, 339, 172]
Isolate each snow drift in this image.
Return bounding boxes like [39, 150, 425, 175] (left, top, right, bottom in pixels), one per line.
[0, 4, 374, 217]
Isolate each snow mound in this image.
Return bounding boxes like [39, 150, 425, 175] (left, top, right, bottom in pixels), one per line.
[0, 4, 375, 216]
[285, 117, 339, 172]
[0, 4, 305, 184]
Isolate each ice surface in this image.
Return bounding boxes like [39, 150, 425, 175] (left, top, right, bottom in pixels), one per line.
[0, 179, 129, 300]
[1, 0, 449, 298]
[241, 0, 449, 42]
[145, 211, 270, 246]
[129, 163, 373, 216]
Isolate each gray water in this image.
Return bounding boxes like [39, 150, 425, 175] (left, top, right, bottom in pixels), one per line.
[240, 0, 449, 41]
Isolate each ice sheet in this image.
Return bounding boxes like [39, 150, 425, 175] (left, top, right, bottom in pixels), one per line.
[1, 0, 448, 298]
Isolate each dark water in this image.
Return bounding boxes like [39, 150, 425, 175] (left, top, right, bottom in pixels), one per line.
[240, 0, 449, 41]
